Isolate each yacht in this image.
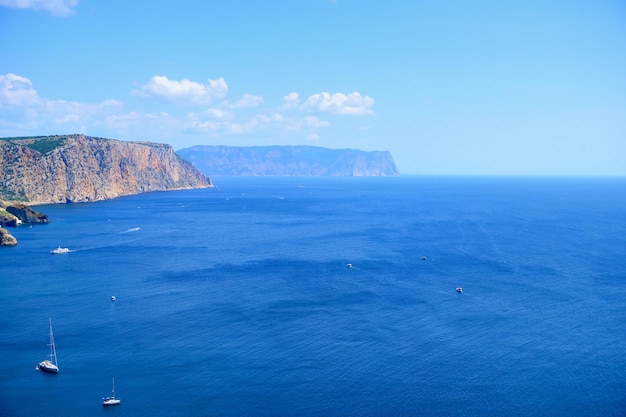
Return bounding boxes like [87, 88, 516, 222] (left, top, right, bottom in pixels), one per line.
[102, 378, 121, 406]
[50, 246, 70, 254]
[37, 318, 59, 373]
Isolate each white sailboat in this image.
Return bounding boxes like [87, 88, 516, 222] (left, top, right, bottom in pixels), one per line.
[37, 318, 59, 373]
[102, 378, 121, 406]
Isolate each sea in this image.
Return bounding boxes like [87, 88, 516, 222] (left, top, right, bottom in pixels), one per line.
[1, 176, 625, 417]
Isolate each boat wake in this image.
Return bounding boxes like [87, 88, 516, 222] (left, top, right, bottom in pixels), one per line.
[67, 228, 142, 252]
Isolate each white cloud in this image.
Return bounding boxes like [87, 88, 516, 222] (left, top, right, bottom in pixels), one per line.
[229, 123, 245, 134]
[282, 92, 300, 109]
[238, 113, 280, 132]
[0, 73, 41, 107]
[203, 108, 232, 120]
[0, 0, 78, 16]
[301, 91, 374, 115]
[133, 75, 228, 107]
[41, 99, 123, 132]
[184, 108, 232, 134]
[301, 115, 329, 129]
[0, 72, 124, 136]
[282, 115, 329, 132]
[45, 98, 122, 115]
[186, 111, 289, 136]
[252, 113, 284, 124]
[188, 119, 221, 132]
[105, 111, 144, 129]
[104, 111, 172, 131]
[0, 72, 373, 144]
[224, 93, 264, 109]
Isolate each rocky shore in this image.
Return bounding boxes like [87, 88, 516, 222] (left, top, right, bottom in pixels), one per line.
[0, 228, 17, 246]
[0, 200, 49, 246]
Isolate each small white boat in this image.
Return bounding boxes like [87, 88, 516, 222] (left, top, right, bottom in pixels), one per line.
[102, 378, 121, 406]
[111, 296, 116, 302]
[50, 246, 70, 254]
[346, 263, 353, 268]
[37, 318, 59, 373]
[456, 287, 463, 293]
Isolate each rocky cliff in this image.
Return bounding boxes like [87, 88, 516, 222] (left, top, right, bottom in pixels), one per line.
[177, 145, 400, 176]
[0, 134, 212, 204]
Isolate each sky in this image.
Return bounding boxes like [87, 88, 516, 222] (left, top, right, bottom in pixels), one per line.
[0, 0, 625, 175]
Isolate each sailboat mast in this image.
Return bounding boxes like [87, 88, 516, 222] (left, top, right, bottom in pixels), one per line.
[48, 318, 57, 366]
[112, 378, 115, 397]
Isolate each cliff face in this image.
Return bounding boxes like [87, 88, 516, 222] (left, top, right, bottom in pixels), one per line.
[177, 145, 400, 176]
[0, 134, 212, 204]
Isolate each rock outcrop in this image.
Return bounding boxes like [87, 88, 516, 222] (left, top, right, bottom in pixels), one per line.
[5, 202, 48, 224]
[0, 228, 17, 246]
[0, 199, 49, 246]
[0, 134, 212, 204]
[0, 200, 48, 226]
[177, 145, 400, 176]
[0, 207, 21, 227]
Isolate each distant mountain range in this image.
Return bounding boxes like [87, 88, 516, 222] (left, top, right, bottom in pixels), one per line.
[177, 145, 399, 176]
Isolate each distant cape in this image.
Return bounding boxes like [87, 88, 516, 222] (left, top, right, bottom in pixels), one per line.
[177, 145, 400, 176]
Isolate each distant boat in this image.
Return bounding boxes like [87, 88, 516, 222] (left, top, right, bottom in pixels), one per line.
[456, 287, 463, 293]
[50, 246, 70, 254]
[37, 318, 59, 373]
[111, 296, 116, 302]
[102, 378, 121, 406]
[421, 256, 428, 260]
[346, 263, 353, 268]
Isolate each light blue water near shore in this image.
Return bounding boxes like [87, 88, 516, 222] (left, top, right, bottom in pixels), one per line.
[1, 176, 625, 417]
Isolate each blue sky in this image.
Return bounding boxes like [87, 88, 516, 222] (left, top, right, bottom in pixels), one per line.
[1, 0, 625, 175]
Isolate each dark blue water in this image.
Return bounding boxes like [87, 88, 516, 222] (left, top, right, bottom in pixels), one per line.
[1, 176, 625, 416]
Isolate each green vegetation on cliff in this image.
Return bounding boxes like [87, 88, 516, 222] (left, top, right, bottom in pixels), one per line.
[0, 188, 26, 202]
[1, 135, 67, 155]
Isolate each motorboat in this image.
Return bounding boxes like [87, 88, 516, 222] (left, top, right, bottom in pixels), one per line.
[456, 287, 463, 293]
[50, 246, 70, 254]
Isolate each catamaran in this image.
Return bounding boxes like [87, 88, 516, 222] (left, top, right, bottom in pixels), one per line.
[102, 378, 121, 406]
[37, 318, 59, 373]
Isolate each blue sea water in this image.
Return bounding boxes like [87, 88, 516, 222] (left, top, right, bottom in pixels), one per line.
[1, 176, 625, 417]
